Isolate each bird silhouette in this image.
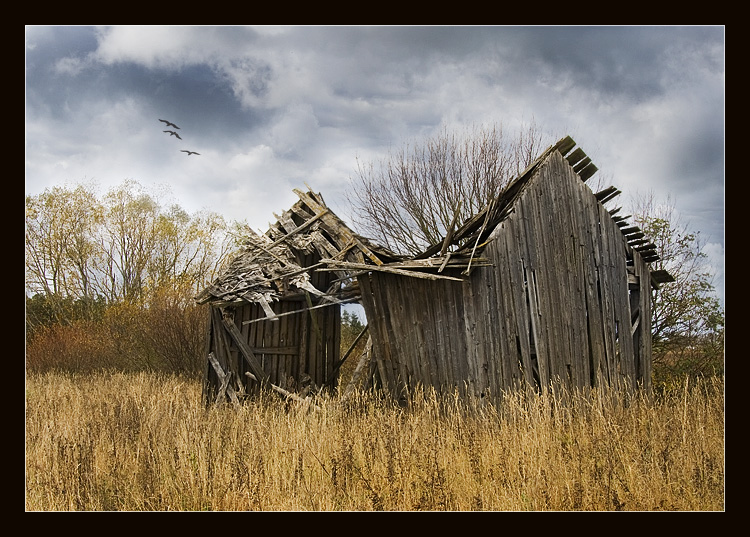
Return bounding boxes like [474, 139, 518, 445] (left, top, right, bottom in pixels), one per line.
[159, 119, 180, 129]
[181, 150, 200, 156]
[164, 130, 182, 140]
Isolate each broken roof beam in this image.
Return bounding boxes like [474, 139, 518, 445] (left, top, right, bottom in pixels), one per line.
[620, 226, 643, 236]
[275, 210, 299, 234]
[594, 186, 621, 204]
[294, 188, 384, 266]
[554, 135, 577, 157]
[651, 269, 676, 285]
[261, 209, 330, 253]
[577, 163, 599, 182]
[566, 147, 587, 168]
[319, 259, 466, 282]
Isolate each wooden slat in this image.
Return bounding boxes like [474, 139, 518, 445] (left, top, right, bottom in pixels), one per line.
[566, 147, 587, 167]
[319, 259, 465, 282]
[572, 156, 592, 173]
[578, 163, 598, 182]
[207, 352, 241, 407]
[555, 135, 577, 156]
[220, 309, 271, 387]
[294, 188, 384, 265]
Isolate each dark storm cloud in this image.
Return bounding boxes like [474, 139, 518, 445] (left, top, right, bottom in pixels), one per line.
[25, 27, 99, 119]
[502, 26, 724, 102]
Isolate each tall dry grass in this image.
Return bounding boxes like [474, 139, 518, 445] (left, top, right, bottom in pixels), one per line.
[25, 372, 724, 511]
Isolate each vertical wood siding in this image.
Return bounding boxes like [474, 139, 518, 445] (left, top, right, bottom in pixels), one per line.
[360, 150, 653, 399]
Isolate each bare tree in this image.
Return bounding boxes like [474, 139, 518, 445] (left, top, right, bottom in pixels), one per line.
[346, 122, 550, 255]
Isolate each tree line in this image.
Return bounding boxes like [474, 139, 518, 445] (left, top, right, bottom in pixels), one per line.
[25, 180, 233, 331]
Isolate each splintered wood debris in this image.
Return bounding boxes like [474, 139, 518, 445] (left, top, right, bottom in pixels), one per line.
[194, 189, 405, 310]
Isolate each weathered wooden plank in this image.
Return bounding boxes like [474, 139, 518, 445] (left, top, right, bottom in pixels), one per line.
[552, 160, 577, 386]
[526, 167, 559, 388]
[504, 208, 534, 388]
[392, 278, 415, 393]
[207, 352, 241, 407]
[555, 136, 577, 157]
[594, 186, 620, 202]
[569, 155, 595, 386]
[515, 189, 548, 388]
[555, 154, 586, 386]
[221, 308, 271, 388]
[480, 243, 501, 396]
[297, 299, 309, 382]
[620, 226, 642, 236]
[571, 170, 595, 385]
[566, 147, 587, 167]
[572, 156, 592, 174]
[637, 255, 653, 392]
[578, 163, 598, 182]
[329, 300, 342, 388]
[319, 259, 465, 282]
[450, 279, 469, 392]
[310, 230, 342, 259]
[375, 277, 400, 396]
[244, 371, 320, 409]
[501, 222, 522, 390]
[412, 278, 437, 390]
[294, 188, 384, 266]
[577, 178, 607, 387]
[460, 277, 482, 397]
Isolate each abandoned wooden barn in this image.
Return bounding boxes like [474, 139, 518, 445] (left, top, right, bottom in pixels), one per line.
[333, 136, 674, 400]
[198, 135, 673, 406]
[195, 189, 403, 406]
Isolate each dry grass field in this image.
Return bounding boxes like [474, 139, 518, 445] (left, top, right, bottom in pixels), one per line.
[25, 371, 724, 511]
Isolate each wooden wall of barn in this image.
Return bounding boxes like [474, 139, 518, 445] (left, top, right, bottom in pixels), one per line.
[203, 251, 341, 403]
[358, 150, 653, 400]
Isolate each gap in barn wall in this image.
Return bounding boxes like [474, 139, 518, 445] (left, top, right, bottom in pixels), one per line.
[343, 303, 367, 323]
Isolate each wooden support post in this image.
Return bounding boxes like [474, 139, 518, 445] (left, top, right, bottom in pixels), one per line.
[220, 308, 271, 389]
[207, 352, 241, 407]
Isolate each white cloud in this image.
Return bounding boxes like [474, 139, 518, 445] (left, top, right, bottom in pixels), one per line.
[92, 26, 214, 69]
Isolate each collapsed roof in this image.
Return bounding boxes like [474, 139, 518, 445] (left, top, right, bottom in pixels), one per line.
[194, 189, 404, 314]
[196, 136, 673, 315]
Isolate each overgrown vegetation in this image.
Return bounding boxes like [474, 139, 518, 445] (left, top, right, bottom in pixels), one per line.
[25, 371, 724, 511]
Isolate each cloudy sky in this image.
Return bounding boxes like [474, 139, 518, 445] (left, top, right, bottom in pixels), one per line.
[25, 25, 724, 302]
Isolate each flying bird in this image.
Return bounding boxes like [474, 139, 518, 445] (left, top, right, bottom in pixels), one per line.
[164, 130, 182, 140]
[181, 150, 200, 156]
[158, 119, 180, 129]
